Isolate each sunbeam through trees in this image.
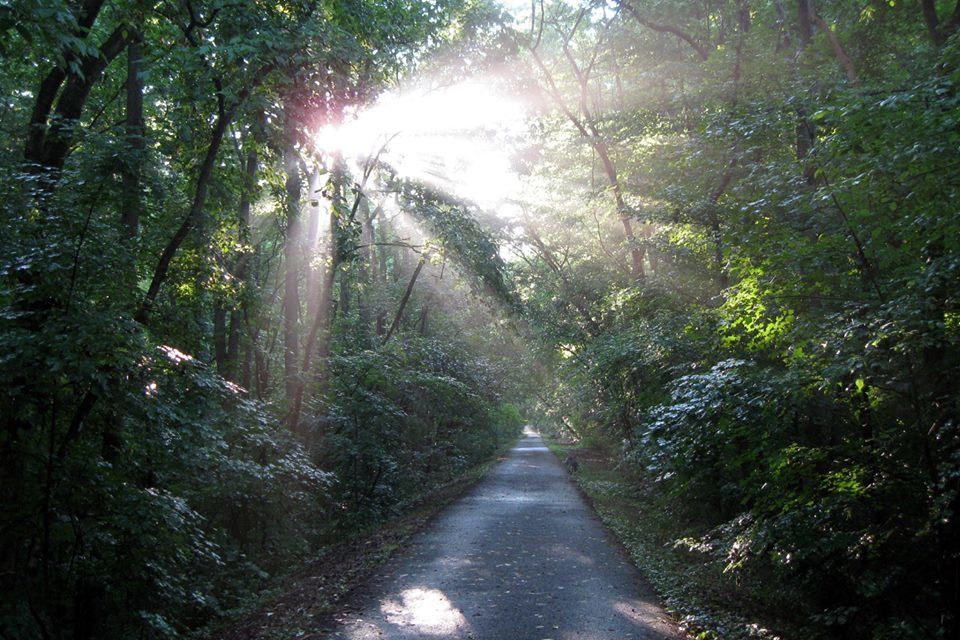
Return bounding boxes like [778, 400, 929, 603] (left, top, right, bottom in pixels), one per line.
[1, 0, 959, 639]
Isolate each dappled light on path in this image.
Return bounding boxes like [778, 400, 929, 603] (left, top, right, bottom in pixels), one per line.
[327, 433, 684, 639]
[379, 587, 470, 636]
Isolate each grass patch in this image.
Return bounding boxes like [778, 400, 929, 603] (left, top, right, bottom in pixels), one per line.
[545, 438, 810, 640]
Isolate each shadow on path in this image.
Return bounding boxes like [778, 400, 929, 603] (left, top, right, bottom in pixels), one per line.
[323, 428, 686, 640]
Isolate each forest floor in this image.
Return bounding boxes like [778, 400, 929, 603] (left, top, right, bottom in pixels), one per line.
[544, 439, 806, 640]
[316, 430, 684, 639]
[210, 454, 508, 640]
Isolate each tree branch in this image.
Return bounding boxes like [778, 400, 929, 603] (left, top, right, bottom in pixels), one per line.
[27, 24, 132, 173]
[918, 0, 960, 45]
[619, 0, 710, 61]
[135, 65, 272, 324]
[382, 255, 426, 345]
[811, 13, 859, 86]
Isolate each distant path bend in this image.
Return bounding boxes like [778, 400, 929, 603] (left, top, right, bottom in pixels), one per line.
[325, 430, 686, 640]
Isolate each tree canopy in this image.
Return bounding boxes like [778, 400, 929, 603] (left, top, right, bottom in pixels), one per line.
[2, 0, 959, 638]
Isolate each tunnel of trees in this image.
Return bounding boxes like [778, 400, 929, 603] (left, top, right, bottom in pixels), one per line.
[1, 0, 958, 638]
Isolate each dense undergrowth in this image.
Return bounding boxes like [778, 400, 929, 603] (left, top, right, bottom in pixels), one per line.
[548, 439, 812, 640]
[0, 1, 527, 636]
[4, 0, 960, 639]
[518, 5, 960, 639]
[0, 287, 524, 638]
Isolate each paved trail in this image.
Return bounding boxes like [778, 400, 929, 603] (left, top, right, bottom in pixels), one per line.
[325, 430, 685, 640]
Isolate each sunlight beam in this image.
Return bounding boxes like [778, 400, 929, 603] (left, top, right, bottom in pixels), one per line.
[312, 79, 529, 211]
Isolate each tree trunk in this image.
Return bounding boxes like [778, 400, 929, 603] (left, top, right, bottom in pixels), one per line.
[303, 168, 324, 324]
[230, 118, 261, 383]
[120, 34, 143, 238]
[383, 255, 426, 345]
[136, 100, 237, 324]
[316, 167, 342, 375]
[919, 0, 960, 46]
[288, 164, 341, 433]
[241, 337, 253, 391]
[379, 216, 391, 283]
[417, 296, 430, 336]
[282, 130, 303, 424]
[338, 262, 352, 317]
[357, 198, 374, 335]
[597, 143, 645, 279]
[213, 302, 229, 375]
[28, 26, 130, 176]
[810, 13, 859, 85]
[797, 0, 814, 47]
[133, 59, 270, 324]
[793, 2, 818, 184]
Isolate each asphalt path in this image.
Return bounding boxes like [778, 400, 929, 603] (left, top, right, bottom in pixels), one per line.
[324, 429, 686, 640]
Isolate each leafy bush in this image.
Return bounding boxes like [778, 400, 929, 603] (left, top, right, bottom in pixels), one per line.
[323, 336, 522, 528]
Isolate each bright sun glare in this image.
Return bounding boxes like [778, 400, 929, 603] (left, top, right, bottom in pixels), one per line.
[313, 80, 528, 211]
[379, 587, 468, 635]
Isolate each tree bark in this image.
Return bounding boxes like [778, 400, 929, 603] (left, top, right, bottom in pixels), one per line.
[303, 168, 324, 325]
[708, 159, 737, 289]
[919, 0, 960, 46]
[794, 2, 818, 184]
[121, 34, 144, 238]
[229, 116, 262, 383]
[357, 198, 375, 333]
[282, 130, 303, 422]
[28, 26, 130, 174]
[317, 159, 346, 370]
[418, 297, 430, 336]
[597, 142, 645, 279]
[338, 269, 351, 317]
[920, 0, 942, 44]
[811, 13, 859, 85]
[23, 0, 109, 168]
[136, 101, 236, 324]
[797, 0, 814, 47]
[213, 302, 229, 375]
[288, 163, 341, 433]
[382, 255, 426, 345]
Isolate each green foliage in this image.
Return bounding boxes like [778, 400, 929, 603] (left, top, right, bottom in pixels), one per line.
[396, 179, 516, 306]
[7, 0, 960, 638]
[0, 297, 329, 638]
[517, 1, 960, 637]
[324, 336, 522, 527]
[0, 0, 523, 638]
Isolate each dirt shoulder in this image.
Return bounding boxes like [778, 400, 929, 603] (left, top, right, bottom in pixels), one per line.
[544, 437, 807, 640]
[319, 432, 685, 640]
[208, 456, 505, 640]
